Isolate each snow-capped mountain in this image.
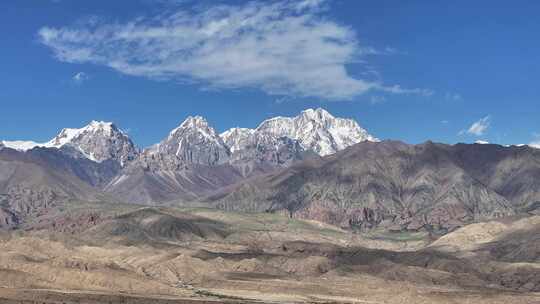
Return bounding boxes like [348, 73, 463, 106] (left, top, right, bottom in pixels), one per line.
[222, 128, 306, 166]
[1, 121, 138, 166]
[220, 128, 256, 153]
[0, 140, 42, 151]
[147, 116, 230, 166]
[222, 108, 378, 157]
[107, 116, 235, 204]
[48, 121, 138, 165]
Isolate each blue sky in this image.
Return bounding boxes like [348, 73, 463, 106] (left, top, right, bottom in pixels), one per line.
[1, 0, 540, 148]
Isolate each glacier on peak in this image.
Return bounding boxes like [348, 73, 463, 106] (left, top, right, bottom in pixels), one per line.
[221, 108, 378, 156]
[0, 121, 137, 165]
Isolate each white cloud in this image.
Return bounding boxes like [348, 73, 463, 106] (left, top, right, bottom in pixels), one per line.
[369, 95, 386, 104]
[72, 72, 88, 84]
[377, 84, 434, 97]
[295, 0, 327, 11]
[461, 116, 491, 136]
[357, 46, 402, 56]
[38, 0, 429, 101]
[445, 92, 462, 101]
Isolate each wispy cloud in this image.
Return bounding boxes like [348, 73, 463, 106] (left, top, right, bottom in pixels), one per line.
[72, 72, 89, 84]
[358, 46, 403, 56]
[38, 0, 430, 101]
[444, 92, 462, 101]
[377, 84, 434, 97]
[369, 95, 386, 104]
[461, 116, 491, 136]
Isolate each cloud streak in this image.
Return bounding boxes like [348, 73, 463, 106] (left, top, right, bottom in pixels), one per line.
[462, 116, 491, 136]
[72, 71, 88, 84]
[38, 0, 429, 100]
[377, 84, 434, 97]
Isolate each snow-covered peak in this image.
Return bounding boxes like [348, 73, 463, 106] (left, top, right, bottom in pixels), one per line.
[48, 128, 81, 147]
[300, 108, 334, 120]
[255, 108, 378, 156]
[152, 115, 230, 166]
[88, 120, 116, 134]
[89, 120, 113, 127]
[0, 140, 42, 151]
[180, 116, 209, 128]
[169, 116, 217, 139]
[42, 120, 137, 164]
[0, 121, 137, 165]
[47, 121, 121, 147]
[475, 140, 490, 145]
[220, 127, 254, 139]
[220, 128, 255, 153]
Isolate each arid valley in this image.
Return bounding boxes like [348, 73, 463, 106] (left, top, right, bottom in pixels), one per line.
[1, 200, 540, 303]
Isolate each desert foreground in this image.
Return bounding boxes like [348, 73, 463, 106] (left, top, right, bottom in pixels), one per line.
[0, 201, 539, 304]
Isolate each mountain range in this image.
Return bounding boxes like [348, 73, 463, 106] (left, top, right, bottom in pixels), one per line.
[2, 108, 539, 233]
[213, 141, 540, 232]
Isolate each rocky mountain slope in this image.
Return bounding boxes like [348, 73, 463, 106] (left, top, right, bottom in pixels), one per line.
[104, 117, 240, 204]
[0, 147, 115, 229]
[105, 112, 332, 204]
[147, 116, 230, 167]
[213, 141, 540, 232]
[222, 128, 310, 167]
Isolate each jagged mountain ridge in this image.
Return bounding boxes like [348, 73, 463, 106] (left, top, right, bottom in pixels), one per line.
[104, 116, 308, 204]
[213, 141, 540, 232]
[1, 108, 374, 166]
[48, 121, 139, 165]
[1, 109, 371, 206]
[221, 128, 308, 167]
[146, 116, 230, 167]
[104, 109, 370, 204]
[1, 120, 138, 166]
[104, 116, 241, 204]
[222, 108, 378, 157]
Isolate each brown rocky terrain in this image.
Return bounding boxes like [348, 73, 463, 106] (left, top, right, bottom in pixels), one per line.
[0, 200, 538, 303]
[213, 141, 540, 233]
